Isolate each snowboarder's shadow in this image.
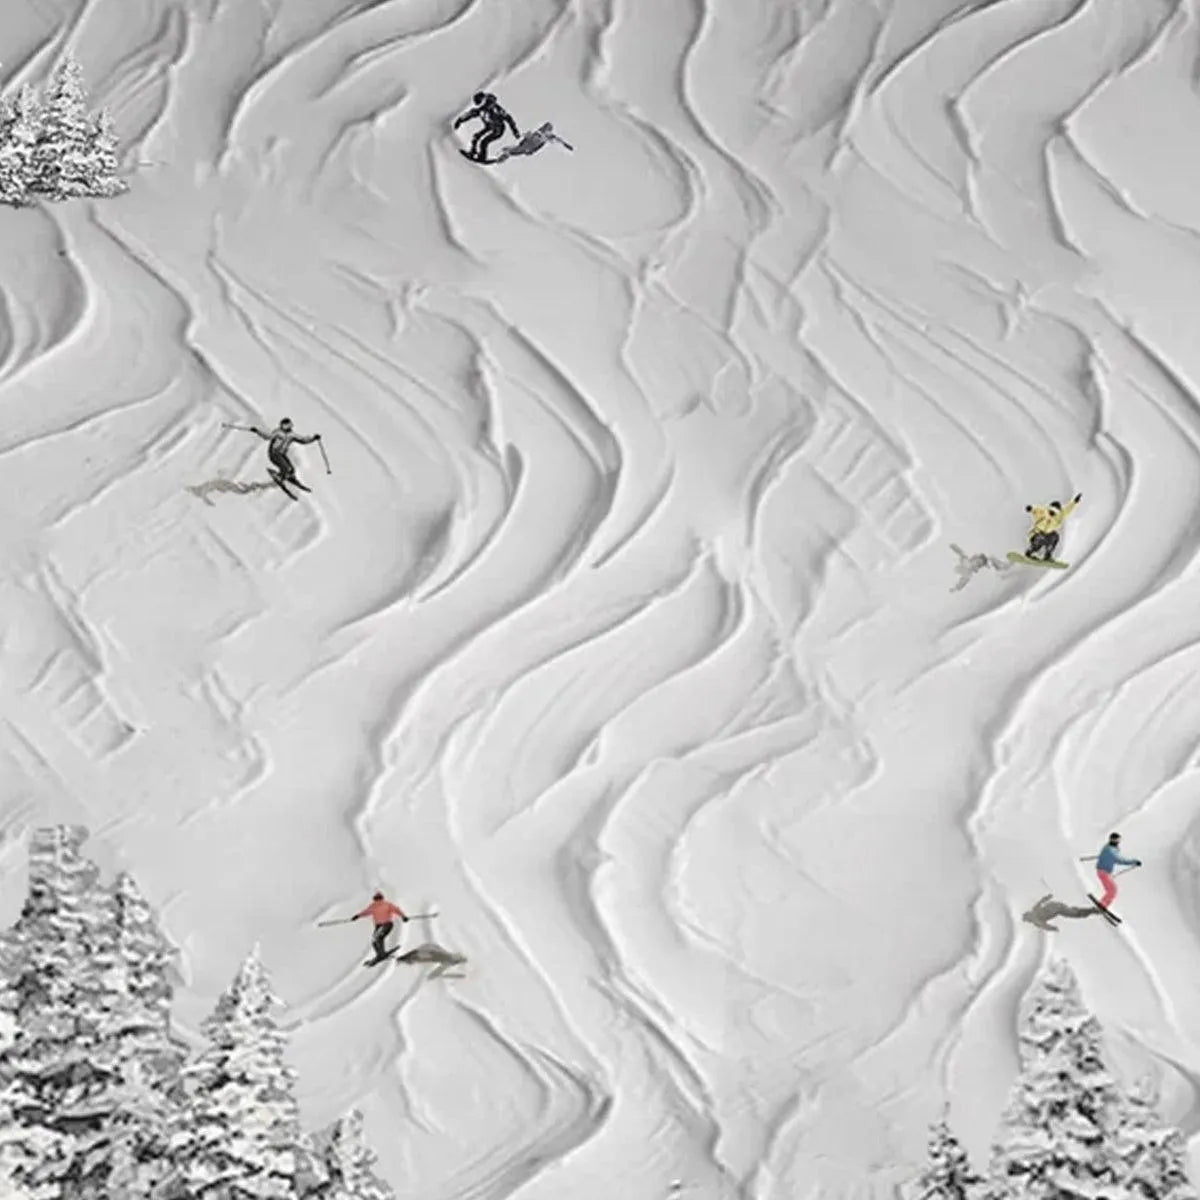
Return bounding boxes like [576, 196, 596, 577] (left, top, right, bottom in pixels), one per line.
[186, 478, 277, 507]
[949, 543, 1011, 593]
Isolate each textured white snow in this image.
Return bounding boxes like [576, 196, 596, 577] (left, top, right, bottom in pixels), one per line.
[2, 0, 1200, 1197]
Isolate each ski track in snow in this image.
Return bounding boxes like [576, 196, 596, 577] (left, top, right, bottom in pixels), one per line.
[4, 0, 1200, 1194]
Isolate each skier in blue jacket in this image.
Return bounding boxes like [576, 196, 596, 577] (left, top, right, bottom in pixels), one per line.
[1094, 832, 1141, 910]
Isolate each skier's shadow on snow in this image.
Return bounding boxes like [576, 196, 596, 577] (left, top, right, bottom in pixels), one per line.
[186, 478, 277, 506]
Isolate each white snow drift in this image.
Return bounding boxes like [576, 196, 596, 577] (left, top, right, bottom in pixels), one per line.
[1, 0, 1200, 1196]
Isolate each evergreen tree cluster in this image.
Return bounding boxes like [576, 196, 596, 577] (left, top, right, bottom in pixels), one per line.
[0, 54, 125, 208]
[911, 958, 1199, 1200]
[0, 826, 394, 1200]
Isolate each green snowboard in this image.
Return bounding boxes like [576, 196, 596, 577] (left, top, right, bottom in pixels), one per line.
[1007, 551, 1068, 570]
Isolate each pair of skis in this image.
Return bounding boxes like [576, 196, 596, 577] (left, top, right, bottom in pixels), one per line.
[364, 947, 400, 968]
[271, 439, 331, 501]
[361, 915, 439, 967]
[1087, 895, 1122, 926]
[269, 469, 310, 502]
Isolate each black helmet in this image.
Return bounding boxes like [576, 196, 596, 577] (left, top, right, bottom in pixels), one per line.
[1109, 832, 1121, 843]
[280, 417, 293, 431]
[473, 91, 486, 104]
[372, 890, 383, 901]
[1050, 499, 1062, 510]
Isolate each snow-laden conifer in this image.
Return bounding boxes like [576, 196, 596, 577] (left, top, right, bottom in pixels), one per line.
[0, 87, 42, 206]
[310, 1109, 396, 1200]
[1111, 1075, 1198, 1200]
[164, 946, 302, 1198]
[76, 870, 187, 1197]
[0, 829, 185, 1197]
[912, 1111, 982, 1200]
[31, 55, 98, 200]
[0, 826, 110, 1196]
[82, 108, 125, 198]
[984, 960, 1127, 1199]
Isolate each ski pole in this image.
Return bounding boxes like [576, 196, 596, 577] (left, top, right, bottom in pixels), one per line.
[407, 911, 438, 920]
[1078, 856, 1098, 862]
[221, 422, 256, 433]
[316, 918, 355, 927]
[318, 438, 331, 475]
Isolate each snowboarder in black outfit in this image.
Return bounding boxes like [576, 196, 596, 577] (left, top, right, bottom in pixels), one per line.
[453, 92, 519, 163]
[949, 543, 1010, 592]
[226, 418, 323, 498]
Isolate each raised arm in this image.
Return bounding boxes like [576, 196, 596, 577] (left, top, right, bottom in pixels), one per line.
[1058, 493, 1082, 521]
[293, 433, 321, 445]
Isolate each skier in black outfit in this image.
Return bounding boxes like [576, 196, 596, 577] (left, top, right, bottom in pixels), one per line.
[453, 92, 519, 163]
[229, 418, 322, 492]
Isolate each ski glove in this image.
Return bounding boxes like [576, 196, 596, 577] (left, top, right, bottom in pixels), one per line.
[1133, 859, 1142, 867]
[1074, 492, 1082, 502]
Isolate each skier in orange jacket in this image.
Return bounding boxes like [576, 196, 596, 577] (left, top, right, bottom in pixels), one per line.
[352, 891, 408, 962]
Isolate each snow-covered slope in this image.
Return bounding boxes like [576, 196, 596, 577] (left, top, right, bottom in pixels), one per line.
[2, 0, 1200, 1196]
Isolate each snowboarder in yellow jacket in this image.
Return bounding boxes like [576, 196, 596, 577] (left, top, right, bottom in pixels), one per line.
[1024, 492, 1081, 562]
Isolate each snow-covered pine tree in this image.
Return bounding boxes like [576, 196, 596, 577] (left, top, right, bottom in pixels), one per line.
[1015, 957, 1088, 1071]
[0, 1116, 59, 1199]
[71, 871, 188, 1198]
[0, 826, 112, 1196]
[109, 872, 183, 1045]
[310, 1109, 395, 1200]
[911, 1110, 981, 1200]
[162, 946, 302, 1199]
[0, 828, 191, 1198]
[81, 108, 126, 198]
[30, 54, 97, 200]
[0, 1135, 42, 1199]
[0, 95, 16, 204]
[982, 959, 1127, 1199]
[0, 86, 41, 206]
[296, 1129, 332, 1199]
[1111, 1074, 1199, 1199]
